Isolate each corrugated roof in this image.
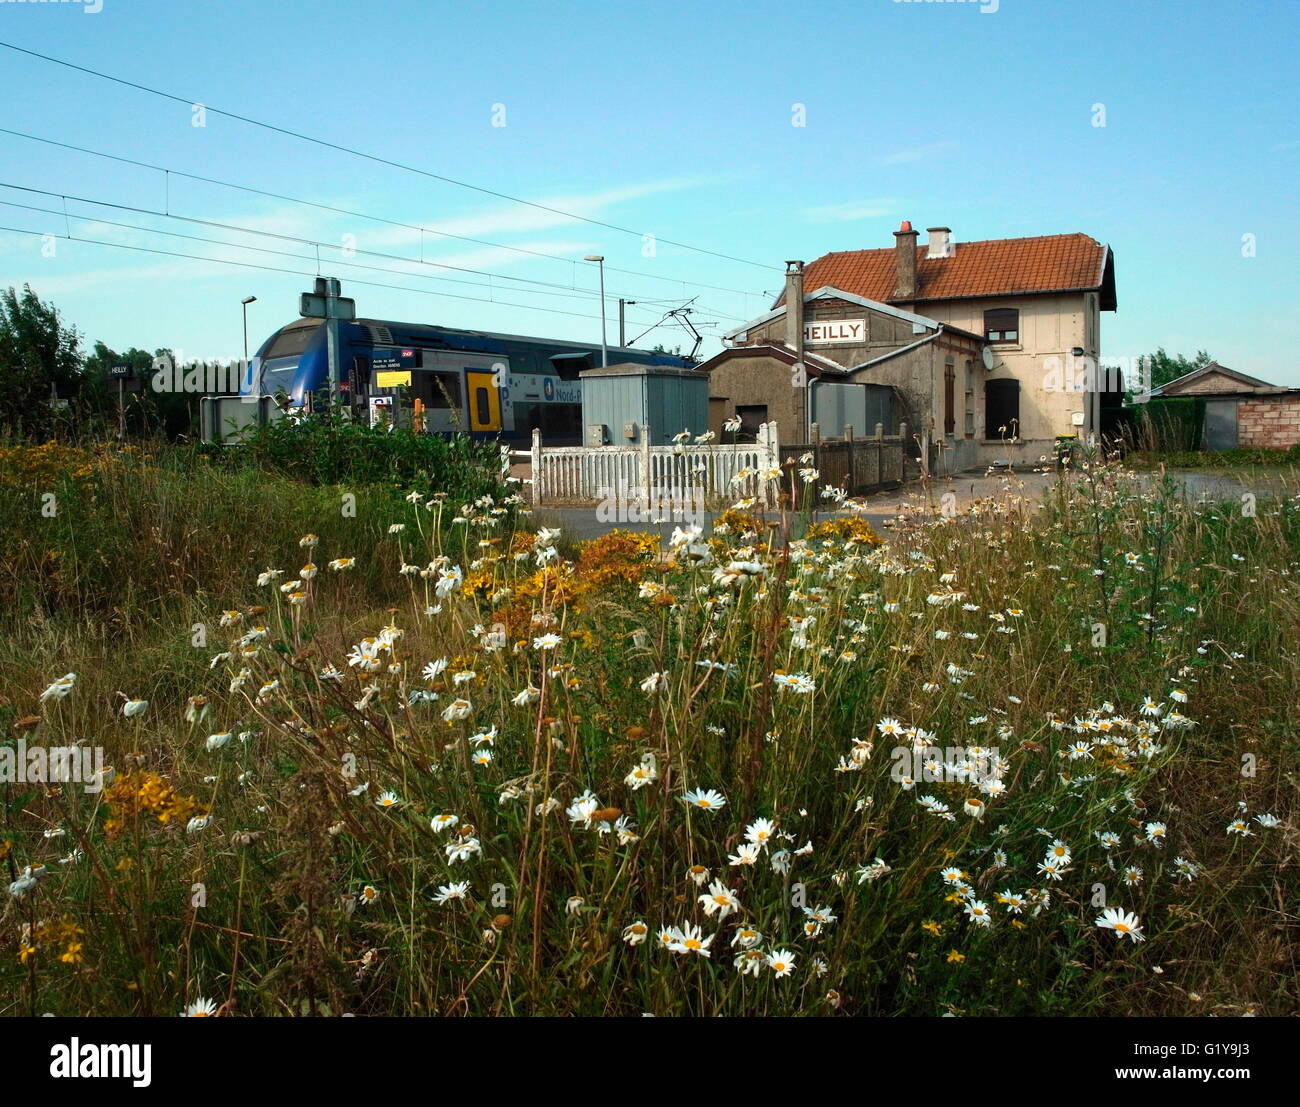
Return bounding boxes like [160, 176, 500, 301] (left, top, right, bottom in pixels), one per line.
[789, 233, 1114, 306]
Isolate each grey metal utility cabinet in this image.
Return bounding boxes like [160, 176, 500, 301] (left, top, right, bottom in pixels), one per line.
[579, 362, 709, 446]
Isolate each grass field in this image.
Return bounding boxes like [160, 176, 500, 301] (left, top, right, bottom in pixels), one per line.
[1, 442, 1296, 1016]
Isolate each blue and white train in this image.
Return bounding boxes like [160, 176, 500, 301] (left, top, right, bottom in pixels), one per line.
[239, 316, 691, 444]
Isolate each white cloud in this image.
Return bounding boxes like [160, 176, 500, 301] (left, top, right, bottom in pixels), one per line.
[879, 142, 956, 166]
[803, 199, 897, 223]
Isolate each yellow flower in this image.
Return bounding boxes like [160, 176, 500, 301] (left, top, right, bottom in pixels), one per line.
[922, 920, 943, 937]
[946, 950, 966, 964]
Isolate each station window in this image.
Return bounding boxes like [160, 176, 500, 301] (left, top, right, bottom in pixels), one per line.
[984, 308, 1019, 344]
[735, 404, 768, 443]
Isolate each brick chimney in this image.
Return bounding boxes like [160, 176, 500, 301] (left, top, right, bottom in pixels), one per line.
[926, 226, 954, 259]
[893, 221, 918, 300]
[784, 260, 805, 352]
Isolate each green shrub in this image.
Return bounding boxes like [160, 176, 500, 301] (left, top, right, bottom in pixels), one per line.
[1127, 445, 1300, 469]
[1135, 398, 1206, 452]
[201, 410, 507, 501]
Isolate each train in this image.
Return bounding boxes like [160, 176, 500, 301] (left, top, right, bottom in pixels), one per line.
[239, 315, 693, 445]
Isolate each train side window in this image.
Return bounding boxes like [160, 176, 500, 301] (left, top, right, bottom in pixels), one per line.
[475, 386, 491, 425]
[550, 353, 592, 381]
[427, 372, 460, 409]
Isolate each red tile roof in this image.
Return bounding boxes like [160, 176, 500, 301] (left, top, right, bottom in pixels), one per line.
[794, 233, 1113, 306]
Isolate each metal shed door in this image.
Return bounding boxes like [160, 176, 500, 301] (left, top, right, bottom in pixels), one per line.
[1204, 399, 1238, 450]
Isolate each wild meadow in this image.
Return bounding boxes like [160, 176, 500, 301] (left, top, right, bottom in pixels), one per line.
[1, 438, 1296, 1017]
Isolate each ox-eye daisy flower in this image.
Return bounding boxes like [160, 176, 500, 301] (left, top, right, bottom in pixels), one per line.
[625, 757, 658, 790]
[768, 948, 797, 977]
[682, 788, 726, 811]
[669, 923, 714, 957]
[446, 836, 482, 864]
[180, 997, 219, 1017]
[1095, 906, 1145, 942]
[745, 817, 777, 847]
[699, 880, 741, 920]
[442, 698, 472, 722]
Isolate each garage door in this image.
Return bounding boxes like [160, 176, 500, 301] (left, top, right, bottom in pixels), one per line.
[1204, 399, 1238, 450]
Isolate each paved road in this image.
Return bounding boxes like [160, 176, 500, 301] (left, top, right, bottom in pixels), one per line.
[525, 466, 1298, 545]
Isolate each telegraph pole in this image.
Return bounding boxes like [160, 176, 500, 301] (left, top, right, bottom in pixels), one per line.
[619, 299, 636, 347]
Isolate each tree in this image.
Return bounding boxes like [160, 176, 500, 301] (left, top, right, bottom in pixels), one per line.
[83, 341, 173, 438]
[1141, 347, 1213, 392]
[0, 285, 82, 438]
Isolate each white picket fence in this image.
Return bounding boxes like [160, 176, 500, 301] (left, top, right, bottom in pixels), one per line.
[506, 423, 781, 509]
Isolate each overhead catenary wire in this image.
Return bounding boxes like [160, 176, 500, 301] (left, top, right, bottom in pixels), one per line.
[0, 182, 747, 323]
[0, 127, 765, 310]
[0, 42, 778, 272]
[0, 222, 687, 340]
[0, 197, 674, 324]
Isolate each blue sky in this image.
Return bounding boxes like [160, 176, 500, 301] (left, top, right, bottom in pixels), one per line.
[1, 0, 1297, 381]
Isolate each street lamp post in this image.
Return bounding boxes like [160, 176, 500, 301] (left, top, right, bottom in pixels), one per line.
[241, 295, 257, 368]
[584, 255, 607, 366]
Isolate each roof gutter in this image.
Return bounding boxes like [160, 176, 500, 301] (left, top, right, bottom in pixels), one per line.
[847, 326, 944, 373]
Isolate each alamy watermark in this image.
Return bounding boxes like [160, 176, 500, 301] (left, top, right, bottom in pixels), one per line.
[893, 0, 1000, 14]
[890, 744, 1000, 784]
[2, 0, 103, 12]
[150, 351, 247, 395]
[1, 742, 107, 793]
[595, 485, 707, 528]
[1041, 354, 1152, 395]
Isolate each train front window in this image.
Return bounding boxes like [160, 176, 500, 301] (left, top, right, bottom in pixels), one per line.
[263, 324, 319, 361]
[261, 361, 299, 398]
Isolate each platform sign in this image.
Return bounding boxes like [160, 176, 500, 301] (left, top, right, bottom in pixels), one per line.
[299, 292, 356, 320]
[804, 319, 866, 345]
[108, 362, 133, 378]
[375, 370, 411, 388]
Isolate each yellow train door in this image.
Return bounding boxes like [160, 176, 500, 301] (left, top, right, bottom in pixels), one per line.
[465, 371, 502, 433]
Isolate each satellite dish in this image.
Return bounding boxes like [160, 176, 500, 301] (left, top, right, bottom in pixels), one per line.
[981, 347, 995, 371]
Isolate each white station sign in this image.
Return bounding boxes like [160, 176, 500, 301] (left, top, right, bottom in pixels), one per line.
[804, 318, 866, 345]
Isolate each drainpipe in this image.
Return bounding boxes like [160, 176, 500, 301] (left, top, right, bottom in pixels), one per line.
[784, 260, 807, 442]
